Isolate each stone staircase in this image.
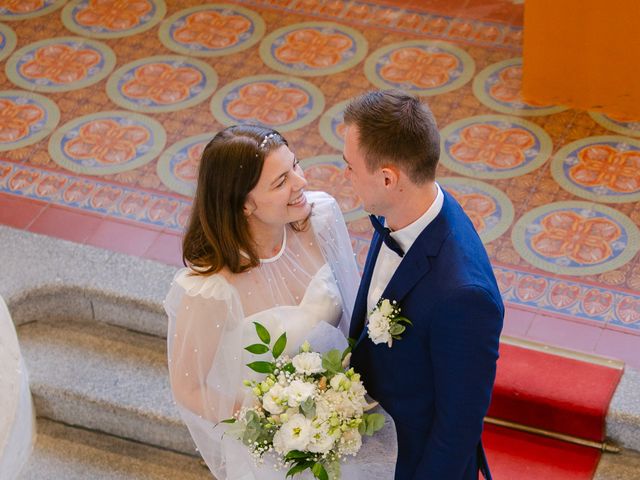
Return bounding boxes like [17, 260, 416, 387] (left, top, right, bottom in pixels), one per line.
[14, 315, 210, 479]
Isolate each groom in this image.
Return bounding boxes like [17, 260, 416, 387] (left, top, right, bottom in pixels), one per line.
[343, 90, 504, 480]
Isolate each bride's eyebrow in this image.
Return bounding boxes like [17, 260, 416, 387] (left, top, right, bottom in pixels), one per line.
[270, 156, 297, 186]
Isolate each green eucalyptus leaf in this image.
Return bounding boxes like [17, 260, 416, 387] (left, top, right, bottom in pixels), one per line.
[322, 349, 343, 375]
[389, 324, 405, 336]
[247, 361, 275, 374]
[300, 397, 316, 418]
[286, 461, 315, 478]
[220, 418, 236, 424]
[272, 332, 287, 359]
[245, 343, 270, 355]
[284, 450, 309, 460]
[363, 413, 385, 436]
[312, 462, 329, 480]
[397, 316, 412, 326]
[253, 322, 271, 344]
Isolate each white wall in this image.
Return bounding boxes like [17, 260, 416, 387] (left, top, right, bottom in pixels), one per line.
[0, 296, 34, 479]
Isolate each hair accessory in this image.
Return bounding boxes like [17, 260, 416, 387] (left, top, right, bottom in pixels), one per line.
[259, 132, 278, 150]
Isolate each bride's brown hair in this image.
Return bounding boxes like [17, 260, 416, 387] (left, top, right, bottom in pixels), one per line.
[182, 125, 310, 275]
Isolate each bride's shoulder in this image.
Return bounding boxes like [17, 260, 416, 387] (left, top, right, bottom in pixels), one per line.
[172, 267, 234, 301]
[307, 191, 340, 218]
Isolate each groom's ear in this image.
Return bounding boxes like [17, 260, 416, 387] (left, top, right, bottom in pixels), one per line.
[381, 166, 400, 189]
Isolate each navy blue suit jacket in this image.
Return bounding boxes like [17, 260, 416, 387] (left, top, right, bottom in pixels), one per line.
[350, 190, 504, 480]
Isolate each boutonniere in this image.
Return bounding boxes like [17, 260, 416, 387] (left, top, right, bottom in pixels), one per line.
[367, 299, 412, 348]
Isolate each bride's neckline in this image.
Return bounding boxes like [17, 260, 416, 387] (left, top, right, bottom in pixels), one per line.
[240, 227, 288, 264]
[260, 227, 287, 263]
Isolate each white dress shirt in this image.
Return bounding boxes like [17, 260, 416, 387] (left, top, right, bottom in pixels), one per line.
[367, 183, 444, 313]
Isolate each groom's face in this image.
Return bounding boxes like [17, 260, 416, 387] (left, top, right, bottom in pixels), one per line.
[343, 125, 386, 215]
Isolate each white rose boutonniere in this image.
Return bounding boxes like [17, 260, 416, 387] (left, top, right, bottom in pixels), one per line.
[367, 299, 412, 348]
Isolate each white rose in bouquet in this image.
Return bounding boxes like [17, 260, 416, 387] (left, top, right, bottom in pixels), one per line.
[262, 383, 286, 415]
[322, 389, 362, 418]
[286, 379, 316, 407]
[292, 351, 324, 375]
[338, 428, 362, 456]
[272, 413, 313, 454]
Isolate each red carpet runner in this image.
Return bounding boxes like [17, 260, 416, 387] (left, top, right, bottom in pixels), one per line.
[482, 339, 624, 479]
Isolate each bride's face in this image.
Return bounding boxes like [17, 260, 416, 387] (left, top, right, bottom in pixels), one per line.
[244, 145, 310, 229]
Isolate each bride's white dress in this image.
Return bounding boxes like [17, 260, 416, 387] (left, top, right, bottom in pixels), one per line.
[164, 192, 397, 479]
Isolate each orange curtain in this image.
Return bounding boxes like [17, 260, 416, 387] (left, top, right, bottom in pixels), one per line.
[522, 0, 640, 120]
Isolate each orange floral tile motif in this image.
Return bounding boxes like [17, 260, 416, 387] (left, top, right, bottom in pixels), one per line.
[531, 211, 621, 265]
[0, 0, 43, 13]
[227, 83, 309, 125]
[64, 119, 150, 165]
[19, 44, 101, 84]
[548, 282, 581, 309]
[490, 66, 545, 106]
[9, 170, 40, 191]
[122, 63, 203, 105]
[0, 99, 44, 143]
[174, 142, 204, 183]
[569, 145, 640, 193]
[173, 10, 251, 49]
[581, 289, 613, 316]
[380, 48, 458, 89]
[75, 0, 152, 31]
[275, 29, 353, 68]
[515, 276, 547, 302]
[448, 189, 496, 233]
[450, 124, 535, 169]
[617, 297, 640, 324]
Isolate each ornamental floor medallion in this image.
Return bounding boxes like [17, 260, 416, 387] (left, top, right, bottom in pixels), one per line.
[551, 136, 640, 204]
[589, 112, 640, 138]
[0, 23, 16, 62]
[106, 55, 217, 113]
[301, 154, 364, 222]
[440, 114, 552, 179]
[0, 90, 60, 151]
[439, 177, 514, 244]
[159, 4, 265, 57]
[48, 111, 166, 176]
[259, 22, 368, 77]
[512, 201, 640, 276]
[157, 133, 213, 197]
[364, 40, 474, 96]
[473, 58, 567, 116]
[61, 0, 166, 39]
[5, 37, 116, 93]
[0, 0, 65, 21]
[210, 74, 324, 132]
[319, 99, 350, 151]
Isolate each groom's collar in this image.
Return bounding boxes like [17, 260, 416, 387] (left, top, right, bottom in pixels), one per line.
[387, 182, 443, 255]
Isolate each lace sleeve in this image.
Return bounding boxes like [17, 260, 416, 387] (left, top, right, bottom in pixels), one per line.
[166, 270, 246, 423]
[309, 191, 360, 338]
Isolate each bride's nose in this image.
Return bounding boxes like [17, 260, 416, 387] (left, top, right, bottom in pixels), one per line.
[292, 167, 307, 190]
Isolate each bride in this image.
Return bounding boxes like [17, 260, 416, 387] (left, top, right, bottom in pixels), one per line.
[164, 125, 396, 479]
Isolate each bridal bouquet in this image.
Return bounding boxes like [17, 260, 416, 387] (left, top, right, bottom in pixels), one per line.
[223, 322, 384, 480]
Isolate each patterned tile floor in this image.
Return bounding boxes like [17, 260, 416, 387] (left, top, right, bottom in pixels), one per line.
[0, 0, 639, 367]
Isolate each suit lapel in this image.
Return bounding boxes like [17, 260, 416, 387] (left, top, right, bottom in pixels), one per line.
[349, 230, 383, 341]
[351, 190, 455, 346]
[381, 191, 453, 306]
